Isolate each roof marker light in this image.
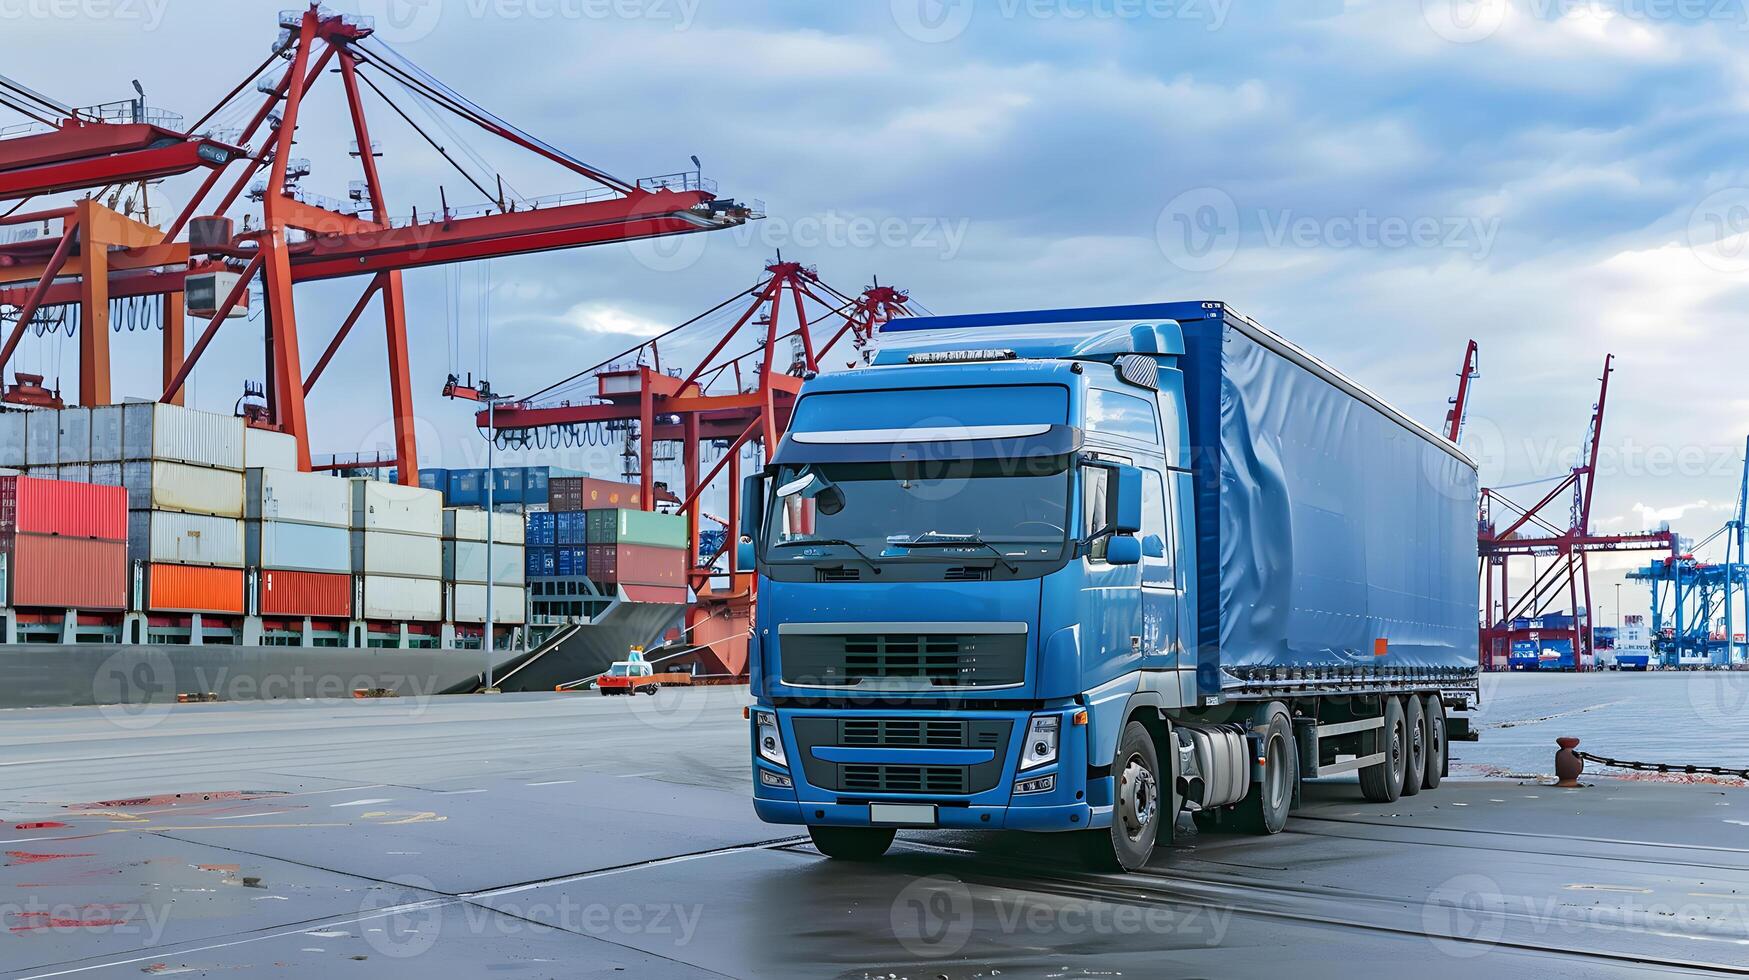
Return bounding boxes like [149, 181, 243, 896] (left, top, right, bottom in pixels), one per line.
[906, 348, 1017, 364]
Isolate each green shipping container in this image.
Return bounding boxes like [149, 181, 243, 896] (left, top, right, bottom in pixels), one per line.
[590, 508, 687, 548]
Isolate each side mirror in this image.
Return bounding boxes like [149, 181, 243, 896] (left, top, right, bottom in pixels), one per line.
[1107, 463, 1143, 535]
[736, 540, 757, 571]
[1105, 534, 1142, 565]
[740, 473, 765, 540]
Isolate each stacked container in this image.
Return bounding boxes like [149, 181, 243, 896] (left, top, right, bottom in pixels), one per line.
[121, 403, 249, 615]
[351, 478, 444, 621]
[247, 467, 353, 618]
[441, 508, 527, 624]
[526, 511, 557, 579]
[0, 475, 128, 609]
[584, 509, 688, 588]
[548, 475, 643, 512]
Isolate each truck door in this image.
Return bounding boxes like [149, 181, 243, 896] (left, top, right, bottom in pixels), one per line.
[1083, 453, 1145, 680]
[1140, 468, 1179, 670]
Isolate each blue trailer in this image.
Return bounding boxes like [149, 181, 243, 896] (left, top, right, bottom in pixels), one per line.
[742, 301, 1480, 870]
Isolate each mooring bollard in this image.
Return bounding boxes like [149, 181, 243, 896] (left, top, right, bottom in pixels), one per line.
[1555, 736, 1583, 788]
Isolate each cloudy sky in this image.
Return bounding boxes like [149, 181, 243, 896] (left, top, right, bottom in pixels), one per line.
[6, 0, 1749, 626]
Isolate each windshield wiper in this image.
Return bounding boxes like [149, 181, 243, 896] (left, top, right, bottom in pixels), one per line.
[893, 535, 1020, 574]
[770, 537, 883, 569]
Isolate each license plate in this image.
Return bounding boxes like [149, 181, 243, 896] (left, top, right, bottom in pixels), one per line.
[869, 803, 937, 826]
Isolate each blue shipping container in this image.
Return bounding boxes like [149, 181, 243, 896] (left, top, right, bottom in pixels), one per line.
[492, 467, 526, 504]
[527, 511, 556, 546]
[447, 469, 484, 507]
[556, 511, 586, 545]
[526, 546, 556, 578]
[556, 545, 587, 577]
[523, 466, 549, 502]
[418, 467, 448, 496]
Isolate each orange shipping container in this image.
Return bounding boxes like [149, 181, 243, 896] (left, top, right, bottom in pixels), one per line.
[258, 569, 352, 618]
[146, 563, 244, 614]
[4, 534, 127, 609]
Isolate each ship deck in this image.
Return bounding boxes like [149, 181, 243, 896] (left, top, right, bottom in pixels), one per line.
[1, 690, 1745, 978]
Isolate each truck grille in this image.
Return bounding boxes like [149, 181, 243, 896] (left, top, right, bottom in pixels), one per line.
[841, 718, 966, 747]
[780, 629, 1026, 688]
[841, 764, 968, 794]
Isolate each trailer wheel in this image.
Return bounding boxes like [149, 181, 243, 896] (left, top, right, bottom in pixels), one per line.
[808, 826, 895, 861]
[1400, 696, 1426, 798]
[1080, 720, 1161, 872]
[1421, 694, 1446, 790]
[1233, 710, 1296, 834]
[642, 684, 660, 695]
[1359, 696, 1407, 803]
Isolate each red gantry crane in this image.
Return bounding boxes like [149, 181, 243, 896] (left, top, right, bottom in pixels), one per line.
[1476, 354, 1674, 671]
[482, 258, 918, 675]
[0, 5, 753, 485]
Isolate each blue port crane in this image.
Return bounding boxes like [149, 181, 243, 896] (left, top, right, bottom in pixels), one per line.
[1626, 436, 1749, 668]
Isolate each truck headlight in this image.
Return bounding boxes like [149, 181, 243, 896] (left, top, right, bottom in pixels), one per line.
[754, 711, 787, 767]
[1020, 714, 1060, 770]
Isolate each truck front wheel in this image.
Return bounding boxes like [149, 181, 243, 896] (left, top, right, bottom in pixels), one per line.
[808, 826, 895, 861]
[1359, 696, 1407, 803]
[1080, 720, 1162, 872]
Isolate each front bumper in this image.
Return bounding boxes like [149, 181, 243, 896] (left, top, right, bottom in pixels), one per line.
[750, 704, 1110, 833]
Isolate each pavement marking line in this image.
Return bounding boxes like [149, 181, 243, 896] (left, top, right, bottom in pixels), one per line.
[435, 788, 487, 795]
[524, 780, 574, 786]
[1566, 884, 1653, 893]
[328, 798, 393, 808]
[464, 837, 810, 900]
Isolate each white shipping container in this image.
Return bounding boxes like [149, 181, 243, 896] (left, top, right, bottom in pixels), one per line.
[123, 461, 245, 517]
[450, 583, 527, 624]
[359, 574, 443, 621]
[442, 507, 526, 545]
[244, 427, 299, 471]
[351, 529, 442, 578]
[54, 463, 91, 483]
[247, 468, 350, 526]
[90, 405, 124, 462]
[25, 410, 56, 466]
[247, 519, 351, 573]
[129, 511, 245, 567]
[0, 412, 23, 468]
[350, 479, 442, 535]
[56, 407, 91, 464]
[122, 402, 245, 469]
[443, 539, 526, 585]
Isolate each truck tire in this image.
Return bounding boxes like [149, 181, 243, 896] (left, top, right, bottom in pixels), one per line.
[1400, 695, 1426, 798]
[1080, 720, 1162, 872]
[1359, 696, 1407, 803]
[1233, 710, 1296, 834]
[808, 826, 895, 861]
[1422, 694, 1446, 790]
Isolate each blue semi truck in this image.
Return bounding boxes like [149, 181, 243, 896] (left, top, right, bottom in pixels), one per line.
[741, 301, 1479, 871]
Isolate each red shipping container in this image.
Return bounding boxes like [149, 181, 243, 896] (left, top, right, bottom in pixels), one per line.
[0, 475, 126, 541]
[146, 563, 244, 614]
[589, 543, 684, 586]
[258, 569, 352, 618]
[3, 533, 127, 609]
[549, 477, 643, 513]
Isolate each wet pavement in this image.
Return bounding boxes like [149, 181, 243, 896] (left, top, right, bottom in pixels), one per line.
[1, 688, 1746, 978]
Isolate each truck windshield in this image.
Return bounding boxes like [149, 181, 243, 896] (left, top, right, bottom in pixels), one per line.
[764, 454, 1073, 564]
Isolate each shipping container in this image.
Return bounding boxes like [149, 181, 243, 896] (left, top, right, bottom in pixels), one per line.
[358, 574, 443, 621]
[246, 468, 350, 526]
[243, 426, 300, 471]
[257, 568, 351, 618]
[418, 467, 449, 496]
[442, 507, 525, 544]
[449, 583, 528, 624]
[555, 545, 586, 577]
[350, 479, 442, 535]
[123, 461, 245, 517]
[556, 510, 586, 545]
[56, 407, 91, 464]
[492, 466, 526, 504]
[129, 511, 245, 567]
[547, 476, 642, 512]
[0, 475, 127, 540]
[587, 542, 686, 586]
[525, 546, 556, 578]
[247, 519, 351, 574]
[89, 406, 123, 462]
[54, 464, 91, 483]
[25, 410, 56, 466]
[1, 533, 127, 609]
[588, 508, 687, 548]
[145, 562, 245, 614]
[523, 466, 549, 503]
[446, 469, 484, 507]
[443, 539, 526, 585]
[90, 462, 123, 487]
[122, 402, 246, 469]
[350, 528, 442, 578]
[527, 511, 555, 546]
[0, 412, 24, 468]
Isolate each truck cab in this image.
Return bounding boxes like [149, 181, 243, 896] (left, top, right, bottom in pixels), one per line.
[744, 302, 1475, 870]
